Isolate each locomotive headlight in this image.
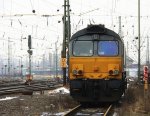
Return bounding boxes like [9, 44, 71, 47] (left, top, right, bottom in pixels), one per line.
[114, 70, 119, 75]
[78, 70, 83, 75]
[72, 70, 78, 75]
[109, 70, 113, 75]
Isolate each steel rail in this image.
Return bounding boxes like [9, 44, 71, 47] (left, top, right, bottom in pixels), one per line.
[104, 104, 112, 116]
[63, 105, 81, 116]
[63, 103, 113, 116]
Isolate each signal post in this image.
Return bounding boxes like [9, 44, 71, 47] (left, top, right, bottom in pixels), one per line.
[26, 35, 33, 84]
[143, 66, 149, 111]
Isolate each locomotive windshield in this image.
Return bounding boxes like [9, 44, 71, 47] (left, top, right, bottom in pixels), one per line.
[98, 41, 118, 56]
[73, 41, 93, 56]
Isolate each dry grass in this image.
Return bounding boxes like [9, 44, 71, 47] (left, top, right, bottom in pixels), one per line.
[118, 82, 150, 116]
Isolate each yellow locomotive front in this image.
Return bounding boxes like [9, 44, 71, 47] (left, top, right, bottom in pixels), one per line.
[69, 25, 127, 103]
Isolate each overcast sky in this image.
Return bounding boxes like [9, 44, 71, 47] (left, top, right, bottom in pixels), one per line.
[0, 0, 150, 64]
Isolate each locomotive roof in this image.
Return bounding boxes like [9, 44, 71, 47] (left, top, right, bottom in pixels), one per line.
[70, 24, 121, 40]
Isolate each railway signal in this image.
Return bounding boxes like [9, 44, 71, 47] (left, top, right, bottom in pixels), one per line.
[143, 66, 148, 90]
[144, 66, 148, 81]
[28, 35, 32, 49]
[27, 50, 33, 55]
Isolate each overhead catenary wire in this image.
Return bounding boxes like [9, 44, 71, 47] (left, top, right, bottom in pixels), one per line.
[1, 0, 150, 64]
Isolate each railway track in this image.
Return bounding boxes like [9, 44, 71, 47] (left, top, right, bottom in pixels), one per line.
[64, 104, 113, 116]
[0, 80, 57, 87]
[0, 80, 62, 95]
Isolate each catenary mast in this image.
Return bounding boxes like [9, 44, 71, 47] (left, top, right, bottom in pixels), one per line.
[62, 0, 71, 86]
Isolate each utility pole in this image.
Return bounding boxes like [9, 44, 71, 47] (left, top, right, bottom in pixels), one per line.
[118, 16, 122, 37]
[28, 35, 32, 76]
[43, 54, 45, 74]
[8, 37, 10, 77]
[118, 16, 126, 70]
[55, 40, 58, 78]
[1, 68, 3, 78]
[126, 41, 129, 76]
[5, 65, 7, 76]
[62, 0, 71, 86]
[20, 56, 23, 79]
[146, 36, 149, 66]
[49, 53, 52, 72]
[27, 35, 33, 82]
[138, 0, 141, 81]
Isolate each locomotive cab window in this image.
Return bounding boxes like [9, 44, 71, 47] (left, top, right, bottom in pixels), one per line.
[73, 41, 93, 56]
[98, 41, 118, 56]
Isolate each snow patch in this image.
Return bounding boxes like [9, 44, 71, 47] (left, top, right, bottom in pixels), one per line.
[129, 78, 134, 82]
[0, 96, 18, 101]
[41, 111, 67, 116]
[48, 87, 70, 94]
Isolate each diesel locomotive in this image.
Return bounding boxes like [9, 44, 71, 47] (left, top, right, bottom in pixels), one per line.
[68, 24, 127, 103]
